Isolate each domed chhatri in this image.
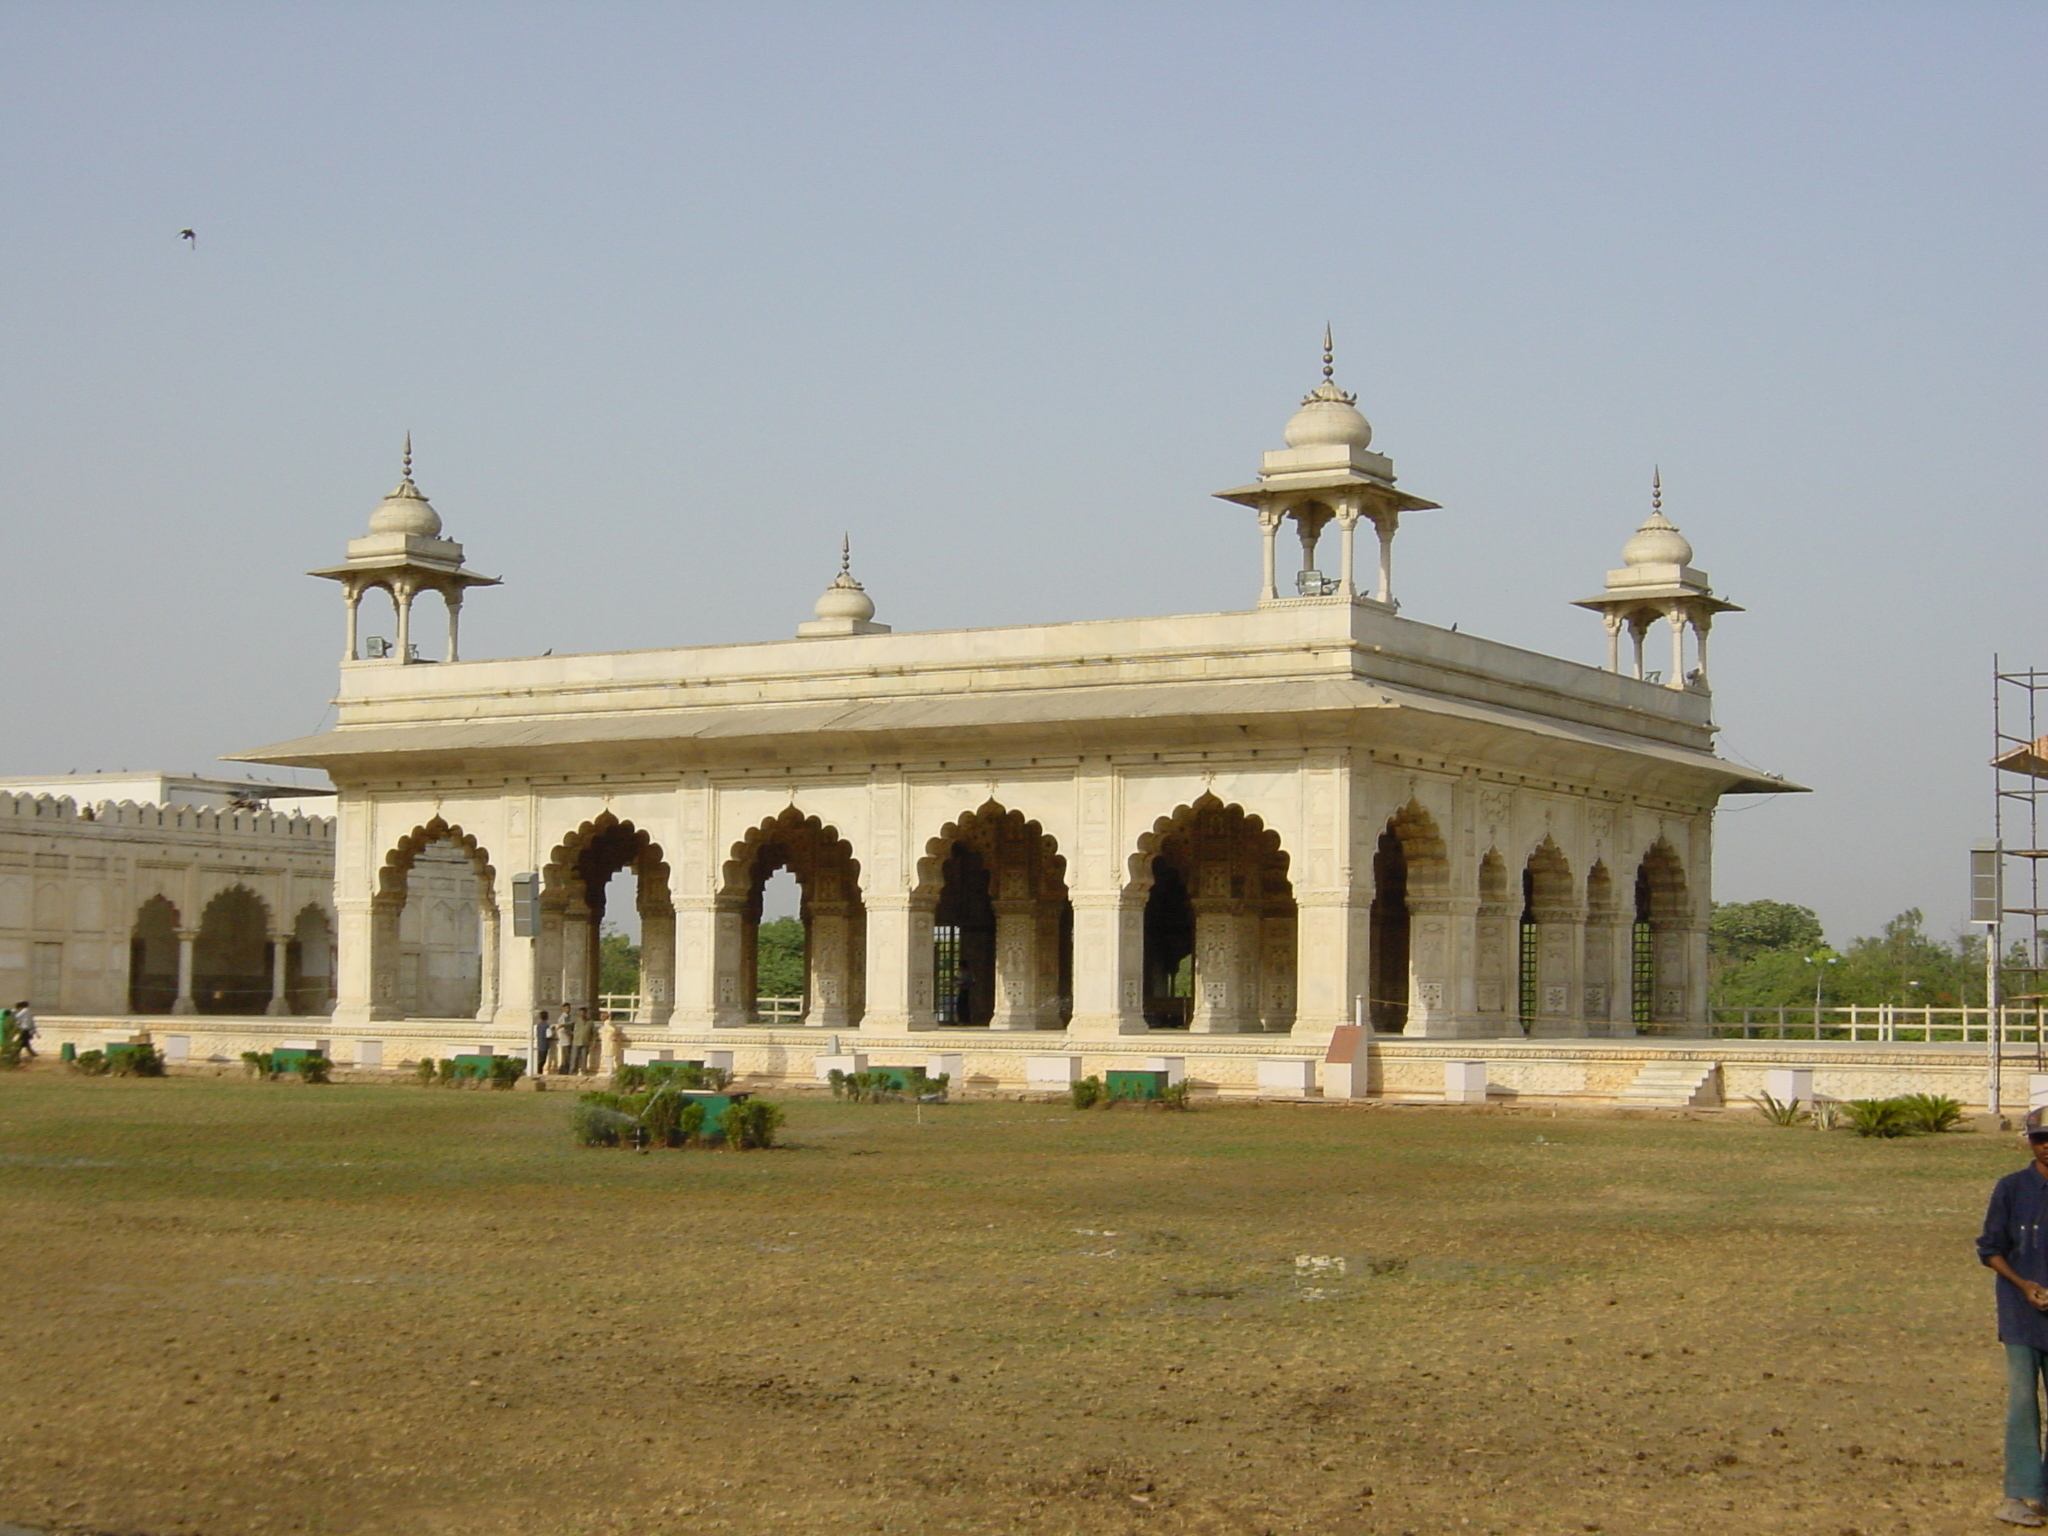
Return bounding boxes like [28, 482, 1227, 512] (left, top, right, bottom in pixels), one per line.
[366, 434, 444, 538]
[1574, 469, 1740, 692]
[308, 433, 498, 664]
[1214, 328, 1437, 609]
[1282, 328, 1373, 450]
[1620, 470, 1693, 568]
[798, 536, 891, 637]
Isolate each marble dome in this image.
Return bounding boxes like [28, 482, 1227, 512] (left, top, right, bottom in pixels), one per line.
[368, 479, 443, 538]
[1622, 509, 1693, 568]
[814, 571, 876, 623]
[1282, 380, 1373, 450]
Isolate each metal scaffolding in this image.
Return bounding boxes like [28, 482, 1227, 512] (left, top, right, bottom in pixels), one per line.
[1989, 659, 2048, 1100]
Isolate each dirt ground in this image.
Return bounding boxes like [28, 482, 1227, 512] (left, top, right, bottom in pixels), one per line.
[0, 1069, 2023, 1535]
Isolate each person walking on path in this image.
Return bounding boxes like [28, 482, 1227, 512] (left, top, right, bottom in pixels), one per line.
[1978, 1107, 2048, 1525]
[12, 1003, 36, 1059]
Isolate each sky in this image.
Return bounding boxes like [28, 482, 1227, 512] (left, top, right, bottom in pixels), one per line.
[1, 2, 2042, 946]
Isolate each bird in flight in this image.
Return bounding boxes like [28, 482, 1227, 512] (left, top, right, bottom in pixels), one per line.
[179, 229, 196, 248]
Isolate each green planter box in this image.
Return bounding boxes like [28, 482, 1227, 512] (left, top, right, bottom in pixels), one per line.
[448, 1054, 498, 1080]
[673, 1090, 749, 1139]
[866, 1067, 926, 1092]
[1105, 1069, 1167, 1101]
[271, 1048, 321, 1072]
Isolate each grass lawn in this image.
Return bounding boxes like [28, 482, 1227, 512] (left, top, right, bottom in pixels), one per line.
[0, 1071, 2020, 1535]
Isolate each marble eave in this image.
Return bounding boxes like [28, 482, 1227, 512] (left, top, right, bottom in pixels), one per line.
[307, 558, 501, 586]
[231, 675, 1799, 799]
[1212, 476, 1440, 512]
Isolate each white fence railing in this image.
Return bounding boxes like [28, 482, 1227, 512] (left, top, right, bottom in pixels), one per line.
[596, 995, 802, 1024]
[1689, 1005, 2047, 1044]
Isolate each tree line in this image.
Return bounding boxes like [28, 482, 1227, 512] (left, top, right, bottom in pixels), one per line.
[1711, 900, 1996, 1009]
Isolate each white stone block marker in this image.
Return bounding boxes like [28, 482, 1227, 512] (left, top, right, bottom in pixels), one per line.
[354, 1039, 383, 1069]
[1764, 1067, 1814, 1106]
[1025, 1055, 1082, 1087]
[815, 1052, 866, 1082]
[161, 1035, 190, 1063]
[1445, 1060, 1488, 1104]
[1144, 1056, 1187, 1085]
[1321, 1025, 1364, 1100]
[701, 1050, 735, 1075]
[927, 1052, 964, 1083]
[1256, 1058, 1315, 1097]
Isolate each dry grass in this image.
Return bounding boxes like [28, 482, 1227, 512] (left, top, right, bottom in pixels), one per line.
[0, 1071, 2018, 1534]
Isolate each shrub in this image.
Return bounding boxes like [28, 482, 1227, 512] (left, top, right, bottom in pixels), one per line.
[827, 1067, 847, 1098]
[699, 1066, 732, 1091]
[1157, 1080, 1193, 1112]
[243, 1050, 275, 1079]
[434, 1059, 457, 1087]
[570, 1101, 631, 1147]
[71, 1049, 109, 1077]
[722, 1097, 784, 1150]
[1071, 1075, 1105, 1109]
[112, 1043, 166, 1078]
[919, 1072, 950, 1103]
[295, 1053, 332, 1086]
[641, 1088, 708, 1148]
[488, 1056, 526, 1091]
[1747, 1091, 1808, 1127]
[414, 1057, 437, 1086]
[1897, 1093, 1963, 1134]
[613, 1063, 649, 1092]
[1844, 1098, 1913, 1138]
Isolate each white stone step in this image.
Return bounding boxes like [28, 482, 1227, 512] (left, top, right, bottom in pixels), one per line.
[1617, 1059, 1720, 1107]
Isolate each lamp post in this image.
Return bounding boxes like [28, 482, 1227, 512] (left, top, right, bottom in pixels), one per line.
[1804, 954, 1841, 1032]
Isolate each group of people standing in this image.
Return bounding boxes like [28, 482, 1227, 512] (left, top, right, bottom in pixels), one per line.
[535, 1007, 600, 1076]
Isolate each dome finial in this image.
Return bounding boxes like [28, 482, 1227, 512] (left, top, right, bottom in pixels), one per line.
[402, 431, 414, 486]
[840, 532, 852, 579]
[1322, 323, 1335, 383]
[1652, 464, 1662, 517]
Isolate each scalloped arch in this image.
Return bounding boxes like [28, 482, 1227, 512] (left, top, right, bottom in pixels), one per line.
[1126, 792, 1290, 890]
[913, 800, 1067, 899]
[543, 810, 672, 900]
[719, 807, 862, 901]
[378, 817, 497, 899]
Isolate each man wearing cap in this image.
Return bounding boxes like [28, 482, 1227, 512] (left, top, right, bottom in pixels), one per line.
[1978, 1108, 2048, 1525]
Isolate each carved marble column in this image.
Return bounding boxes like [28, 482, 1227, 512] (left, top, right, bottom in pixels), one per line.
[638, 906, 675, 1028]
[1188, 896, 1254, 1033]
[859, 894, 934, 1033]
[171, 929, 198, 1015]
[1581, 909, 1628, 1037]
[367, 895, 404, 1020]
[806, 900, 854, 1030]
[264, 932, 291, 1015]
[1526, 900, 1588, 1038]
[1033, 900, 1067, 1027]
[1066, 892, 1146, 1037]
[561, 902, 593, 1013]
[1257, 907, 1296, 1032]
[984, 898, 1035, 1030]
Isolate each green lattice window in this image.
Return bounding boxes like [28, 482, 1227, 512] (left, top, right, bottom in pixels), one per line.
[1631, 920, 1654, 1024]
[933, 924, 962, 1022]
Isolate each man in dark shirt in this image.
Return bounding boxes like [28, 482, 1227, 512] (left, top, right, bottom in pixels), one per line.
[1977, 1109, 2048, 1526]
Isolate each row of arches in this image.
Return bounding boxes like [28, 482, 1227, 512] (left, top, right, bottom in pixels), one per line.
[365, 798, 1693, 1033]
[129, 888, 334, 1016]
